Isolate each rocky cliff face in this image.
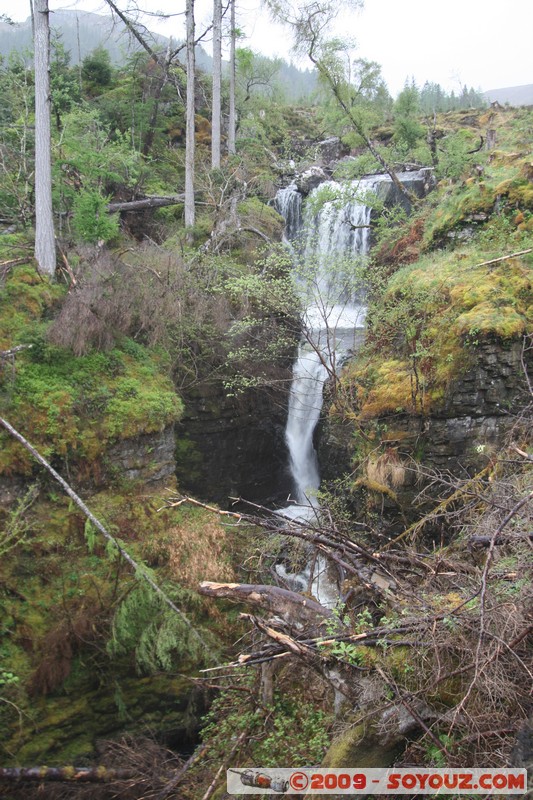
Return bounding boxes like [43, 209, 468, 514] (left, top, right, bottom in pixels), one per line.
[106, 427, 177, 484]
[421, 338, 530, 472]
[319, 336, 531, 522]
[175, 381, 290, 506]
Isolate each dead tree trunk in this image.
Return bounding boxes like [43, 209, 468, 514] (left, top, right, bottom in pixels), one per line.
[0, 767, 135, 783]
[198, 581, 332, 625]
[185, 0, 196, 235]
[34, 0, 56, 276]
[227, 0, 236, 154]
[211, 0, 222, 168]
[107, 195, 184, 213]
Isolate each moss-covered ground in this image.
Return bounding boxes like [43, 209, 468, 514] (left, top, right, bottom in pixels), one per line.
[334, 107, 532, 422]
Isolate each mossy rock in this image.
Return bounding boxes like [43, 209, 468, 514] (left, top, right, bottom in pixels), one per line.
[5, 672, 200, 765]
[322, 720, 405, 768]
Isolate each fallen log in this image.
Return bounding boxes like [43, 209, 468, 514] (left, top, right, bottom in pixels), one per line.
[469, 531, 533, 547]
[0, 766, 135, 783]
[107, 195, 185, 213]
[198, 581, 333, 625]
[1, 344, 34, 358]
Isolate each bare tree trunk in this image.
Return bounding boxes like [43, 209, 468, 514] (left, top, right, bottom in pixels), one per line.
[211, 0, 222, 168]
[227, 0, 236, 155]
[107, 195, 184, 213]
[34, 0, 55, 276]
[198, 581, 332, 624]
[0, 767, 134, 783]
[185, 0, 196, 234]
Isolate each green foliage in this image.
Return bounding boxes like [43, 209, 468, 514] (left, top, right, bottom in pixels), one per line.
[50, 33, 81, 129]
[305, 180, 381, 217]
[0, 52, 35, 224]
[0, 484, 39, 556]
[72, 190, 119, 244]
[424, 734, 455, 767]
[317, 54, 392, 149]
[436, 129, 485, 180]
[333, 152, 381, 180]
[419, 81, 486, 114]
[54, 107, 143, 223]
[0, 670, 19, 688]
[201, 685, 332, 767]
[81, 46, 113, 96]
[236, 47, 282, 104]
[83, 519, 98, 554]
[393, 82, 425, 150]
[0, 266, 183, 475]
[254, 699, 331, 766]
[108, 582, 209, 672]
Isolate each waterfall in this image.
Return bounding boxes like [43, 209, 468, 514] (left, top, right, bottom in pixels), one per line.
[274, 177, 379, 604]
[278, 178, 378, 515]
[274, 183, 302, 242]
[273, 171, 429, 603]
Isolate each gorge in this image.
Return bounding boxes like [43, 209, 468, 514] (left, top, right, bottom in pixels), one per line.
[0, 93, 531, 796]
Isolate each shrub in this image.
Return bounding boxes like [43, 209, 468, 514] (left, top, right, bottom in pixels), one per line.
[72, 190, 119, 244]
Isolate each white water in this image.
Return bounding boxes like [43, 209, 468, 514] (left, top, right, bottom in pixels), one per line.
[277, 178, 378, 511]
[274, 177, 379, 604]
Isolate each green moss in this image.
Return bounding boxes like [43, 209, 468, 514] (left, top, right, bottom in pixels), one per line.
[322, 721, 404, 768]
[0, 266, 64, 350]
[0, 350, 182, 475]
[454, 302, 526, 338]
[6, 673, 194, 764]
[340, 243, 531, 423]
[237, 197, 284, 239]
[0, 267, 183, 476]
[0, 482, 226, 764]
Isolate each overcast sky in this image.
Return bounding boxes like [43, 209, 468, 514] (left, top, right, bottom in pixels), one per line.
[9, 0, 533, 96]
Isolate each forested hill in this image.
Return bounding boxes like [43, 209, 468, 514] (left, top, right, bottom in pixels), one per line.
[484, 83, 533, 106]
[0, 10, 204, 68]
[0, 10, 317, 99]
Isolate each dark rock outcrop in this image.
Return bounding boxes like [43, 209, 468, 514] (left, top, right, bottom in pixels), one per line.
[105, 427, 176, 484]
[295, 166, 329, 195]
[317, 136, 350, 166]
[373, 168, 436, 212]
[319, 337, 531, 522]
[175, 382, 289, 506]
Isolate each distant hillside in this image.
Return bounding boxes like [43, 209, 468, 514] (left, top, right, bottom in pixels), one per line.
[0, 10, 140, 64]
[0, 10, 316, 100]
[0, 10, 212, 70]
[483, 84, 533, 106]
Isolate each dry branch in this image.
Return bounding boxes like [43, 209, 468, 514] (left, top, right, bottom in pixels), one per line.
[0, 257, 28, 271]
[201, 732, 246, 800]
[240, 613, 317, 658]
[154, 744, 208, 800]
[379, 465, 492, 549]
[0, 344, 33, 358]
[470, 247, 532, 270]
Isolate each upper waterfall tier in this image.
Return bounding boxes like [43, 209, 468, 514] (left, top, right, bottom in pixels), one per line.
[275, 183, 302, 242]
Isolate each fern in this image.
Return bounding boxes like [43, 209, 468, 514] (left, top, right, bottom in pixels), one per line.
[83, 519, 98, 554]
